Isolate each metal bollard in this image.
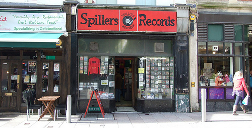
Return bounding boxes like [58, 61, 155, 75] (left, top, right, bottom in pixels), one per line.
[66, 95, 71, 123]
[201, 88, 206, 122]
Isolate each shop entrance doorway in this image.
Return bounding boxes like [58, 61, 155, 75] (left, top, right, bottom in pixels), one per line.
[115, 57, 136, 107]
[0, 60, 20, 111]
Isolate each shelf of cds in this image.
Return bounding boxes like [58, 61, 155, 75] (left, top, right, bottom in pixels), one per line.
[139, 57, 174, 100]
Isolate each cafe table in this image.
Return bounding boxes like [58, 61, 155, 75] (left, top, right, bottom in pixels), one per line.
[37, 96, 60, 121]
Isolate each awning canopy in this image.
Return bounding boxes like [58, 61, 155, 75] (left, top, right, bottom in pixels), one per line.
[0, 33, 63, 48]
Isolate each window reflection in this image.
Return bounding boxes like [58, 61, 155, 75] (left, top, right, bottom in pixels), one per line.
[235, 43, 242, 55]
[208, 42, 223, 54]
[22, 61, 37, 93]
[2, 63, 8, 92]
[198, 42, 206, 54]
[10, 63, 18, 92]
[42, 63, 49, 92]
[199, 57, 233, 86]
[53, 63, 60, 93]
[224, 43, 232, 54]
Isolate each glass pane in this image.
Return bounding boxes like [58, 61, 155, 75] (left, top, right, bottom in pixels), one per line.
[78, 39, 172, 56]
[0, 50, 20, 60]
[245, 43, 249, 56]
[23, 50, 37, 60]
[198, 42, 206, 54]
[235, 43, 242, 55]
[234, 57, 243, 72]
[79, 56, 115, 99]
[141, 57, 174, 99]
[53, 63, 60, 93]
[208, 42, 223, 54]
[2, 62, 8, 92]
[224, 43, 232, 54]
[244, 25, 249, 41]
[199, 57, 233, 87]
[208, 24, 223, 41]
[42, 63, 49, 92]
[10, 63, 18, 92]
[235, 25, 242, 41]
[22, 61, 37, 92]
[42, 50, 62, 60]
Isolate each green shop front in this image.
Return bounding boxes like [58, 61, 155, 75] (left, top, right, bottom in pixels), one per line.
[0, 10, 68, 112]
[71, 7, 190, 113]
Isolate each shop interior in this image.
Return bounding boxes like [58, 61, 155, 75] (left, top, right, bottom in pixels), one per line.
[114, 57, 135, 107]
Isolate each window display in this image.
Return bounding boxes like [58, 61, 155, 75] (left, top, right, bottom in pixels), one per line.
[79, 56, 174, 100]
[79, 56, 115, 99]
[199, 57, 234, 87]
[139, 57, 174, 100]
[22, 61, 37, 93]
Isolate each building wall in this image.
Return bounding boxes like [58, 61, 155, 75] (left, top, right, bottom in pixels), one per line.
[188, 0, 252, 112]
[189, 16, 199, 112]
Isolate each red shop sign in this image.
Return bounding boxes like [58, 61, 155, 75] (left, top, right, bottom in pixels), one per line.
[77, 9, 177, 33]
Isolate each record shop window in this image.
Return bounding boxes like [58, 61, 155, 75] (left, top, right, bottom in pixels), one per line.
[78, 56, 115, 99]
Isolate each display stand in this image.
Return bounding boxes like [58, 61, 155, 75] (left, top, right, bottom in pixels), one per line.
[83, 90, 105, 118]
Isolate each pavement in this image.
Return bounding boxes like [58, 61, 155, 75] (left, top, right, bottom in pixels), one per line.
[0, 111, 252, 128]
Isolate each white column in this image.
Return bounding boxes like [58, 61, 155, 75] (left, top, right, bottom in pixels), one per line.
[66, 95, 71, 123]
[201, 88, 206, 122]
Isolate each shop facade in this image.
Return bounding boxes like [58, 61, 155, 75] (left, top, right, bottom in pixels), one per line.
[196, 12, 251, 111]
[70, 5, 190, 113]
[0, 6, 69, 112]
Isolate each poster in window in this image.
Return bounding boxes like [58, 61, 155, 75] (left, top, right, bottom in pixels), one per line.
[101, 80, 108, 85]
[54, 63, 60, 71]
[146, 83, 150, 88]
[84, 66, 88, 74]
[24, 75, 30, 83]
[28, 61, 36, 72]
[43, 63, 49, 69]
[31, 75, 37, 83]
[11, 75, 18, 80]
[109, 81, 114, 87]
[109, 69, 114, 75]
[84, 56, 88, 62]
[139, 74, 143, 81]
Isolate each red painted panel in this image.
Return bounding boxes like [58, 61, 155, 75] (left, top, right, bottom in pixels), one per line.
[77, 9, 119, 31]
[77, 9, 177, 32]
[138, 10, 177, 32]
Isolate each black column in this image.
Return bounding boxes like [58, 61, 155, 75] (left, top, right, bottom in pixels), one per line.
[174, 33, 189, 93]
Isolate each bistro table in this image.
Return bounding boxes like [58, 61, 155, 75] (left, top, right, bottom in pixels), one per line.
[37, 96, 60, 121]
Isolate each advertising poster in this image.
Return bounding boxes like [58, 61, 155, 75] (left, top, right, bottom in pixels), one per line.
[28, 61, 36, 72]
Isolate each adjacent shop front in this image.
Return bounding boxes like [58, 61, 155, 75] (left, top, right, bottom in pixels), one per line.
[0, 10, 67, 112]
[73, 6, 189, 113]
[197, 12, 251, 111]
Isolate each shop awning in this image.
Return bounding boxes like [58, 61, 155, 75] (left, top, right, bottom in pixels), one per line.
[0, 33, 63, 48]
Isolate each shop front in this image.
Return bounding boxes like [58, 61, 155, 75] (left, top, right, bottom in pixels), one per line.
[197, 12, 251, 111]
[73, 6, 189, 113]
[0, 10, 67, 112]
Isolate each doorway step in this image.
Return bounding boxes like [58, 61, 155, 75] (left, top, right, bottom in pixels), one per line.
[113, 107, 141, 114]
